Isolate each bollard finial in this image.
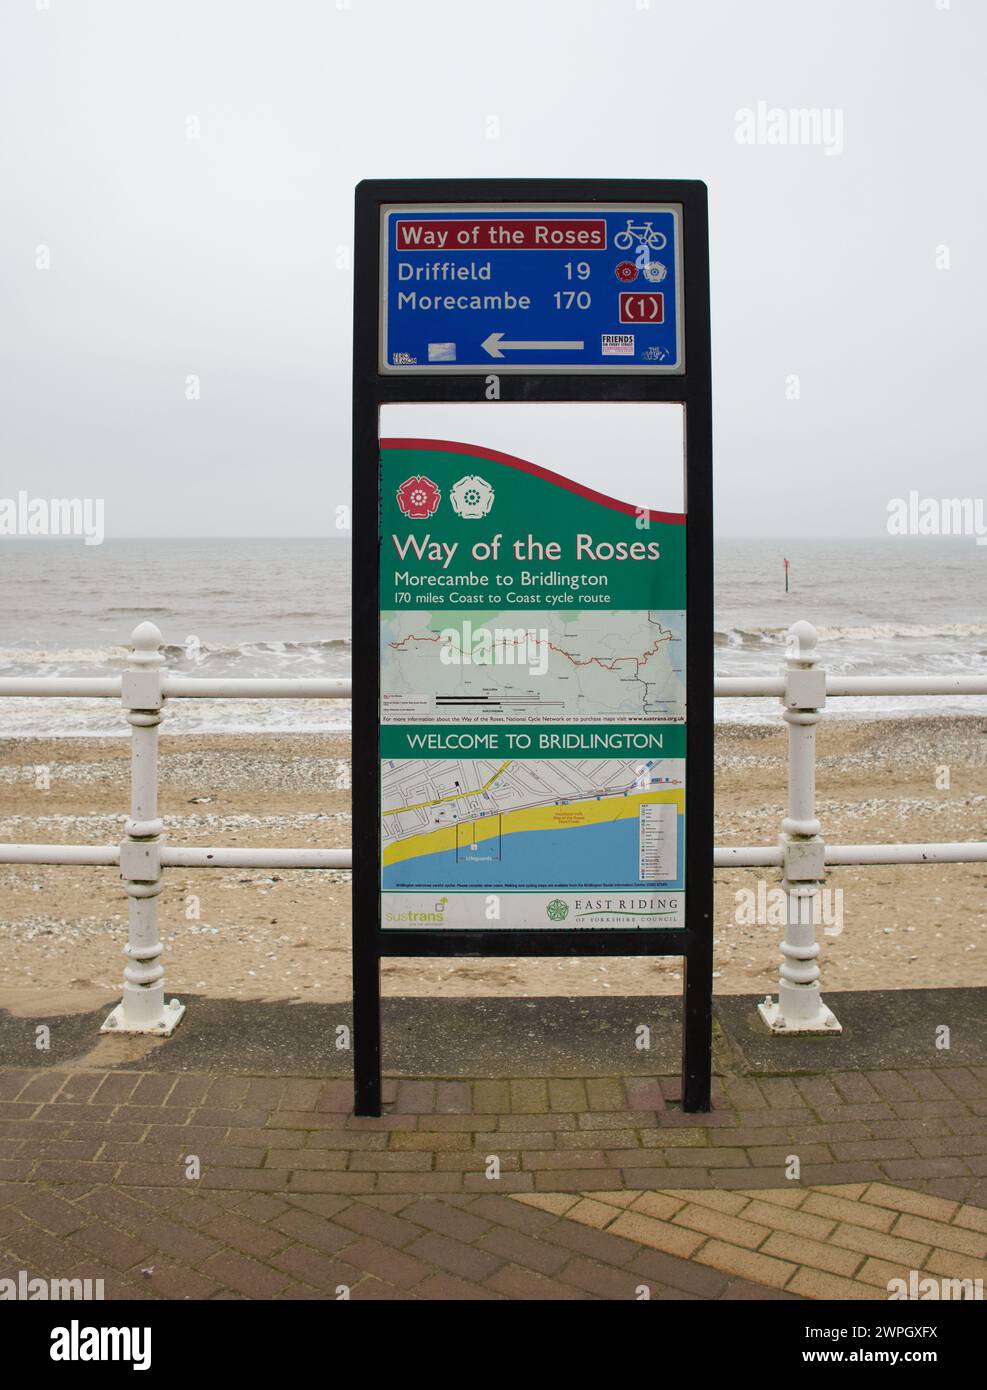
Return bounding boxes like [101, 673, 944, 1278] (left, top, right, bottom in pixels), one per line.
[130, 621, 163, 652]
[786, 620, 818, 664]
[129, 622, 165, 669]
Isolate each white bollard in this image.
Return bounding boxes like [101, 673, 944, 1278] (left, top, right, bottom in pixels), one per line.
[758, 621, 841, 1034]
[102, 623, 185, 1036]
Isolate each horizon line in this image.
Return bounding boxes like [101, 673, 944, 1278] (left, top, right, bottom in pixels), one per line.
[0, 532, 925, 542]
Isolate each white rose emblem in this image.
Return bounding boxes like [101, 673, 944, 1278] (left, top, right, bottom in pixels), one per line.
[449, 474, 495, 519]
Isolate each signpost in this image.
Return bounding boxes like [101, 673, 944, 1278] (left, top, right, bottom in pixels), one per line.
[352, 180, 713, 1114]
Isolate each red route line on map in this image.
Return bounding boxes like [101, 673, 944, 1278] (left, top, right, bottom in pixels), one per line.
[385, 626, 672, 673]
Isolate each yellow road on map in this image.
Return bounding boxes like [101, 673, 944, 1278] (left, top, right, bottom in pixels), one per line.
[381, 761, 512, 817]
[382, 788, 684, 869]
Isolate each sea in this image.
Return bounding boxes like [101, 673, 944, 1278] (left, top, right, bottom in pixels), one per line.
[0, 536, 984, 736]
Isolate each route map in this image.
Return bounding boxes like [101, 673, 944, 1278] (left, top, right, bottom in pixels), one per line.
[381, 609, 685, 725]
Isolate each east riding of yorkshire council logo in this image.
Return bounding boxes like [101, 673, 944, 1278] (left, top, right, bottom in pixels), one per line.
[396, 476, 441, 519]
[546, 899, 569, 922]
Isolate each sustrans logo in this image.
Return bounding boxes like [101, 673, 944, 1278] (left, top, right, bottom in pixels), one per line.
[384, 897, 448, 925]
[396, 476, 441, 519]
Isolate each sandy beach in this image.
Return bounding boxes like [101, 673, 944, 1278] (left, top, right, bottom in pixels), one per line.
[0, 716, 984, 1017]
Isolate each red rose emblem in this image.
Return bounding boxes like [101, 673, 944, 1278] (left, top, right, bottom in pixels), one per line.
[615, 260, 638, 282]
[396, 475, 441, 519]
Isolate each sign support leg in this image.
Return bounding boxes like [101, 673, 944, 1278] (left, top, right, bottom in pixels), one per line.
[353, 941, 382, 1117]
[682, 941, 713, 1112]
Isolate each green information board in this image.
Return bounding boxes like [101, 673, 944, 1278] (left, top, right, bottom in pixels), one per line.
[379, 438, 687, 931]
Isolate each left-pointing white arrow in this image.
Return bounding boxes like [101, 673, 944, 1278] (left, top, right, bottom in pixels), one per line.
[482, 332, 585, 358]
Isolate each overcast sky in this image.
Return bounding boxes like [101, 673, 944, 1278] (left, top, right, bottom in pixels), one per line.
[1, 0, 983, 538]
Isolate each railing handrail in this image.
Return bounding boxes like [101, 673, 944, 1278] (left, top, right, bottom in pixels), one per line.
[4, 841, 985, 871]
[1, 674, 984, 700]
[0, 618, 983, 1039]
[0, 676, 352, 699]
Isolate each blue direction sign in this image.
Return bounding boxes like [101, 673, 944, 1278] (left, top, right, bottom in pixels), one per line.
[380, 205, 683, 373]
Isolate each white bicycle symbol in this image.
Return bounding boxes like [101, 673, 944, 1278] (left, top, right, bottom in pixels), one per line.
[613, 219, 668, 251]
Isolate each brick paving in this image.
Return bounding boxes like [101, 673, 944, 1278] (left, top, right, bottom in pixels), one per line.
[515, 1182, 987, 1300]
[1, 1065, 986, 1300]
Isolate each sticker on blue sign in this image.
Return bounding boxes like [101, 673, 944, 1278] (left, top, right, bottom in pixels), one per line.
[379, 204, 684, 374]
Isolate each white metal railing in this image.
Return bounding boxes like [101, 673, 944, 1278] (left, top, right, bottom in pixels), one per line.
[715, 620, 986, 1035]
[0, 619, 984, 1037]
[0, 622, 351, 1036]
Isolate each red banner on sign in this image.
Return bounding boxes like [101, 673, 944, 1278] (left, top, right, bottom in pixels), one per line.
[395, 219, 607, 251]
[619, 291, 665, 323]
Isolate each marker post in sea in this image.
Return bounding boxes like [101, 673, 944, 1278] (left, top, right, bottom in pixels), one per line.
[784, 557, 790, 593]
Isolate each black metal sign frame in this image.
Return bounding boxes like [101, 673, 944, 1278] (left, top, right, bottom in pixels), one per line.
[352, 178, 713, 1114]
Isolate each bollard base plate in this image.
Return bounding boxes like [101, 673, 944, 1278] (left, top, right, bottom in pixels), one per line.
[101, 998, 186, 1036]
[758, 995, 842, 1034]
